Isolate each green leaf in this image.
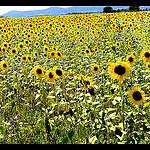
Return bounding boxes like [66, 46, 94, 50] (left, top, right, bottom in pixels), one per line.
[112, 99, 117, 105]
[107, 108, 116, 112]
[35, 94, 41, 100]
[63, 136, 69, 144]
[144, 102, 149, 108]
[115, 97, 122, 101]
[89, 136, 98, 144]
[115, 127, 122, 136]
[108, 112, 116, 119]
[47, 96, 55, 99]
[68, 129, 74, 140]
[35, 101, 41, 106]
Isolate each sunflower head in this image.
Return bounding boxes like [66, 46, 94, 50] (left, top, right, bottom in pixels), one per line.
[91, 64, 100, 73]
[27, 54, 32, 62]
[94, 46, 98, 52]
[108, 61, 131, 82]
[43, 46, 49, 53]
[17, 56, 20, 61]
[2, 42, 8, 49]
[53, 67, 64, 79]
[126, 54, 136, 65]
[1, 47, 6, 54]
[35, 42, 40, 47]
[141, 50, 150, 62]
[67, 72, 73, 78]
[33, 51, 38, 58]
[45, 69, 56, 82]
[0, 60, 8, 70]
[55, 51, 62, 59]
[115, 41, 120, 47]
[87, 85, 95, 96]
[146, 63, 150, 69]
[49, 51, 55, 57]
[33, 65, 44, 78]
[128, 86, 146, 106]
[131, 51, 137, 56]
[81, 77, 92, 89]
[11, 48, 18, 56]
[85, 49, 91, 55]
[18, 42, 24, 50]
[78, 74, 84, 80]
[21, 55, 27, 62]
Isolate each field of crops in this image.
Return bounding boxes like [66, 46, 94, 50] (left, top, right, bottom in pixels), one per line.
[0, 11, 150, 144]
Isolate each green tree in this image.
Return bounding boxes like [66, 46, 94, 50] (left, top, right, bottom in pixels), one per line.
[129, 6, 140, 11]
[103, 6, 113, 13]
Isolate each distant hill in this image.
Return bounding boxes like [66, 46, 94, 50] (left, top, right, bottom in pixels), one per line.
[2, 6, 150, 17]
[2, 6, 104, 17]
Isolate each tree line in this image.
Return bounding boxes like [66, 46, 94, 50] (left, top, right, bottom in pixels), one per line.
[103, 6, 141, 13]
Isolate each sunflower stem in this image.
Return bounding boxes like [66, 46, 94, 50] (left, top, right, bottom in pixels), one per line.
[138, 105, 141, 134]
[120, 82, 125, 131]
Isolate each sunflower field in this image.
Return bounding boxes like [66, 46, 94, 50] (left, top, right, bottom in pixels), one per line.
[0, 10, 150, 144]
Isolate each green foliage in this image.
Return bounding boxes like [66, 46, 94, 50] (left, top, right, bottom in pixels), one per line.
[0, 10, 150, 144]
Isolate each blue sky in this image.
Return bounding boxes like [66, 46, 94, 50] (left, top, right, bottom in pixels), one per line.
[0, 6, 149, 16]
[0, 6, 72, 16]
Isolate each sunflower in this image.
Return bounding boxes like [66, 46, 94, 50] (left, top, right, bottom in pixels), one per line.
[24, 40, 29, 45]
[51, 40, 55, 45]
[126, 54, 136, 65]
[59, 30, 63, 35]
[53, 67, 64, 79]
[45, 69, 56, 82]
[146, 63, 150, 69]
[33, 65, 44, 78]
[52, 46, 56, 51]
[128, 41, 132, 46]
[131, 51, 136, 56]
[43, 53, 47, 57]
[27, 54, 32, 63]
[81, 76, 92, 90]
[51, 32, 55, 36]
[43, 45, 49, 53]
[75, 31, 80, 35]
[28, 47, 32, 52]
[94, 46, 98, 52]
[87, 85, 95, 96]
[10, 48, 18, 56]
[49, 51, 55, 57]
[78, 74, 84, 85]
[0, 25, 3, 30]
[141, 50, 150, 62]
[43, 38, 47, 45]
[33, 51, 38, 58]
[27, 34, 31, 38]
[128, 86, 146, 106]
[0, 60, 8, 70]
[85, 49, 91, 55]
[79, 38, 83, 43]
[21, 55, 27, 62]
[18, 42, 24, 50]
[108, 61, 131, 82]
[67, 36, 71, 40]
[34, 41, 40, 47]
[17, 56, 20, 61]
[115, 41, 120, 47]
[2, 42, 8, 49]
[91, 64, 100, 73]
[67, 72, 73, 78]
[55, 51, 62, 59]
[1, 47, 6, 54]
